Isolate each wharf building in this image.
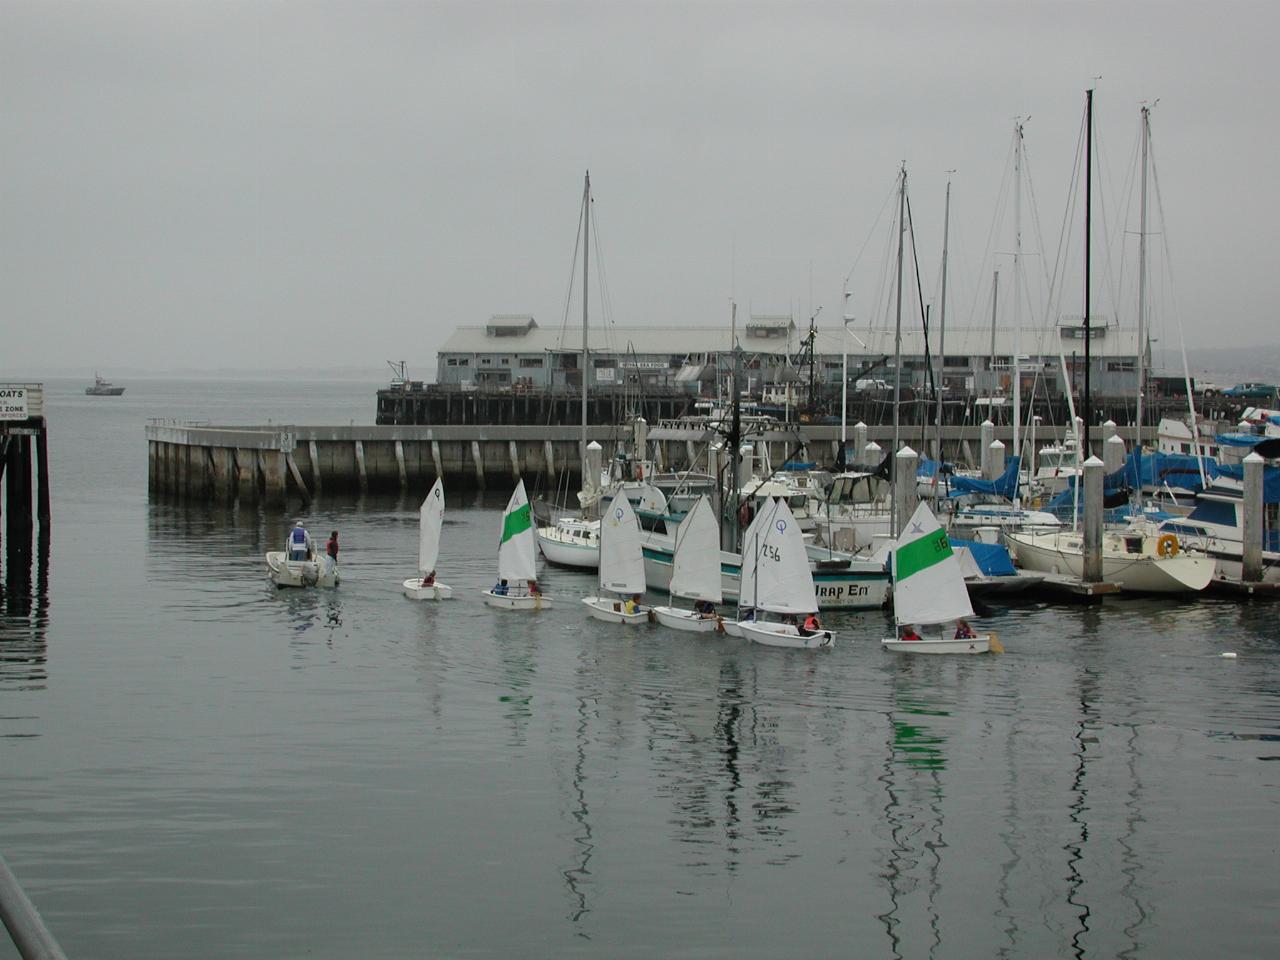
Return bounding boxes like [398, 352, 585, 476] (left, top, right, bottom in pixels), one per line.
[378, 313, 1148, 427]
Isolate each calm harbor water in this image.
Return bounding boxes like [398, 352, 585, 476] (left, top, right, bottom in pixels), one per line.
[1, 378, 1277, 959]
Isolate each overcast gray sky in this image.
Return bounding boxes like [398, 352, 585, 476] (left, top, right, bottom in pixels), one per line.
[3, 0, 1277, 377]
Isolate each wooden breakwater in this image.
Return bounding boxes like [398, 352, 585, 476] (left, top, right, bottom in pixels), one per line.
[145, 419, 1142, 506]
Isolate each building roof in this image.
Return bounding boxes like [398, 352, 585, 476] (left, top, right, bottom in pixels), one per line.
[436, 322, 1140, 359]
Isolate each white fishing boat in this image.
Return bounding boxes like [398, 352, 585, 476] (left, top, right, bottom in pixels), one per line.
[582, 490, 651, 624]
[84, 373, 125, 396]
[266, 523, 338, 589]
[731, 499, 835, 650]
[883, 502, 994, 654]
[482, 479, 551, 611]
[402, 478, 453, 600]
[652, 496, 724, 633]
[535, 515, 600, 568]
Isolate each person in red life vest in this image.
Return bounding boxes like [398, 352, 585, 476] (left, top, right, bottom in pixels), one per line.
[954, 618, 975, 639]
[800, 612, 822, 636]
[900, 624, 922, 642]
[326, 530, 339, 560]
[422, 570, 436, 587]
[528, 579, 541, 596]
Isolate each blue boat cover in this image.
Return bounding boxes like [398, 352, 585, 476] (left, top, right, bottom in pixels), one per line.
[949, 537, 1017, 576]
[1214, 463, 1280, 503]
[947, 456, 1021, 499]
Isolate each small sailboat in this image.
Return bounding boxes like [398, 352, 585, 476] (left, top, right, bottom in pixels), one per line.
[733, 498, 835, 650]
[482, 479, 551, 610]
[653, 495, 723, 633]
[882, 502, 995, 654]
[582, 490, 651, 624]
[402, 478, 452, 600]
[266, 523, 339, 589]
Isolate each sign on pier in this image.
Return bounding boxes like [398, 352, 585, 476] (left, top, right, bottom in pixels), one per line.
[0, 385, 29, 421]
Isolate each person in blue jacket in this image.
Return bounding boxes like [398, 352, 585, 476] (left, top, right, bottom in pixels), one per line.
[288, 521, 310, 561]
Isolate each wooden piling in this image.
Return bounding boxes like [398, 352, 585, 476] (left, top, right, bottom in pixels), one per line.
[394, 440, 407, 490]
[309, 439, 322, 493]
[1242, 452, 1264, 583]
[353, 441, 368, 494]
[34, 429, 50, 527]
[1083, 455, 1104, 583]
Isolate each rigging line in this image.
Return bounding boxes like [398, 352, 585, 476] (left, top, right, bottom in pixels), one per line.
[587, 195, 618, 359]
[844, 179, 900, 289]
[1091, 120, 1125, 348]
[557, 195, 588, 352]
[904, 192, 938, 424]
[964, 133, 1017, 327]
[1044, 104, 1089, 333]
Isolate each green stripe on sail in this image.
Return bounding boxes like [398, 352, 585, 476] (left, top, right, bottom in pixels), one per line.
[501, 503, 531, 543]
[895, 528, 952, 581]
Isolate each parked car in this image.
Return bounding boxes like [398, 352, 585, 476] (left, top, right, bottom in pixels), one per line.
[1222, 382, 1279, 400]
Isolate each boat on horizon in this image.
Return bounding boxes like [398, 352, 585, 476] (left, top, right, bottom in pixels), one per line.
[85, 373, 124, 396]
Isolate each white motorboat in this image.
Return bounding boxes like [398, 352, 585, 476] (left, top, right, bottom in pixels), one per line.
[482, 480, 553, 611]
[652, 496, 724, 633]
[267, 526, 339, 588]
[582, 490, 652, 624]
[727, 498, 835, 650]
[402, 478, 453, 600]
[1153, 476, 1280, 585]
[1005, 527, 1214, 594]
[882, 502, 994, 655]
[535, 516, 600, 569]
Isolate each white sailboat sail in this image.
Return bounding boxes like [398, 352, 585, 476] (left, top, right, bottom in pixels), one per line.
[670, 495, 722, 603]
[893, 502, 973, 626]
[497, 479, 538, 582]
[599, 490, 647, 595]
[418, 478, 445, 574]
[754, 499, 818, 615]
[737, 499, 770, 609]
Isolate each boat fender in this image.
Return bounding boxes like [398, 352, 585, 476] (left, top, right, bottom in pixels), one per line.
[1156, 533, 1180, 558]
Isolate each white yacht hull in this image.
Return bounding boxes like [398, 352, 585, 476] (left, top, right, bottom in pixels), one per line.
[402, 579, 453, 600]
[481, 589, 552, 610]
[1006, 532, 1214, 593]
[652, 606, 722, 633]
[266, 552, 339, 588]
[536, 526, 600, 568]
[738, 621, 835, 650]
[582, 597, 651, 624]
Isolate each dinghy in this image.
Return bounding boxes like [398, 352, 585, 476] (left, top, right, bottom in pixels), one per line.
[653, 495, 723, 633]
[582, 490, 652, 624]
[882, 502, 996, 654]
[482, 479, 552, 611]
[403, 478, 453, 600]
[732, 498, 835, 650]
[266, 524, 339, 589]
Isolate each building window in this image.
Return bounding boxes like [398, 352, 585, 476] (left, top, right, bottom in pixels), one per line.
[593, 358, 615, 369]
[519, 358, 543, 368]
[944, 355, 969, 368]
[501, 358, 510, 365]
[446, 358, 458, 366]
[1107, 361, 1135, 372]
[481, 358, 491, 365]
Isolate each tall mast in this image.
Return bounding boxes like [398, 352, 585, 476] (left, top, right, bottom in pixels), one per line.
[580, 171, 590, 476]
[1012, 120, 1024, 484]
[990, 270, 999, 372]
[891, 165, 907, 537]
[1083, 90, 1094, 459]
[1135, 105, 1150, 500]
[936, 177, 952, 469]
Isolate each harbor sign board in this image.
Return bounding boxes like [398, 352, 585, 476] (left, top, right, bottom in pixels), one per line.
[0, 385, 29, 421]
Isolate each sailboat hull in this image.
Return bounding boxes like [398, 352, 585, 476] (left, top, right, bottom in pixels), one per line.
[881, 634, 991, 655]
[738, 621, 834, 650]
[582, 597, 651, 624]
[402, 579, 453, 600]
[653, 606, 722, 633]
[1006, 531, 1214, 593]
[536, 525, 600, 568]
[482, 589, 551, 611]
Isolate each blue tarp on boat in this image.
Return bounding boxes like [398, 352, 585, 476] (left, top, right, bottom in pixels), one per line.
[1214, 463, 1280, 503]
[949, 537, 1017, 576]
[947, 456, 1021, 500]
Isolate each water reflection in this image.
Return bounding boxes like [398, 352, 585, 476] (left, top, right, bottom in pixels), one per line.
[878, 677, 950, 960]
[1066, 665, 1099, 960]
[0, 530, 50, 695]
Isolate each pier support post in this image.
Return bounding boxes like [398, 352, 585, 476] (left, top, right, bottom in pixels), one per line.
[961, 438, 973, 468]
[583, 441, 603, 515]
[864, 441, 881, 472]
[685, 440, 696, 470]
[431, 440, 443, 482]
[708, 441, 724, 546]
[394, 440, 407, 490]
[986, 439, 1005, 481]
[894, 445, 919, 537]
[634, 417, 648, 460]
[209, 447, 232, 504]
[543, 440, 555, 479]
[5, 436, 33, 548]
[235, 449, 257, 503]
[309, 440, 322, 493]
[148, 440, 159, 496]
[738, 443, 754, 491]
[1083, 455, 1104, 583]
[470, 440, 485, 489]
[1103, 433, 1126, 475]
[508, 441, 520, 481]
[853, 422, 868, 461]
[285, 453, 311, 505]
[980, 419, 994, 476]
[353, 441, 368, 494]
[262, 451, 286, 508]
[1242, 452, 1264, 583]
[35, 429, 50, 527]
[1102, 419, 1117, 443]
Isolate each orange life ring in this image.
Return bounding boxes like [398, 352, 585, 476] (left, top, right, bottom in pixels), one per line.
[1157, 533, 1179, 558]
